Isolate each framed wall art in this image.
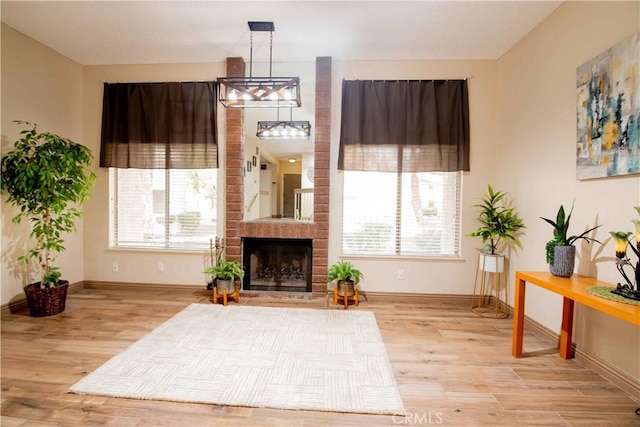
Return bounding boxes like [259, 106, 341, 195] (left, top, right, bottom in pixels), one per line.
[576, 32, 639, 179]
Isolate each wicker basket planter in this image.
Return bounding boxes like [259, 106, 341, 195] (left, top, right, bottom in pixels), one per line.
[24, 281, 69, 317]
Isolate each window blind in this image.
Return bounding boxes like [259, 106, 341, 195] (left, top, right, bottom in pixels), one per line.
[113, 168, 217, 250]
[342, 171, 461, 257]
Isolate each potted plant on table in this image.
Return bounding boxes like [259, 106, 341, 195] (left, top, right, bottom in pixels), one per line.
[204, 258, 245, 294]
[327, 260, 363, 297]
[540, 203, 601, 277]
[467, 185, 526, 272]
[1, 121, 96, 317]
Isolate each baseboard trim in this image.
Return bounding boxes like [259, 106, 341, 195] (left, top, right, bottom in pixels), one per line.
[365, 291, 473, 305]
[1, 281, 85, 317]
[83, 280, 204, 292]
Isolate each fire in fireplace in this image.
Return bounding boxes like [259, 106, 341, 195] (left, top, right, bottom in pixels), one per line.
[243, 238, 312, 292]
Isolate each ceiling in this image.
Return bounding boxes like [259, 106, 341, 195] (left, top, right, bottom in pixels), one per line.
[2, 1, 562, 64]
[1, 1, 562, 159]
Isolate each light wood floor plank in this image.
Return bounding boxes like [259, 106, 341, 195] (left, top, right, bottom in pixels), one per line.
[2, 286, 638, 426]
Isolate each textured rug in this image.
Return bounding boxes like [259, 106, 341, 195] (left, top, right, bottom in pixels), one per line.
[69, 304, 404, 415]
[587, 285, 640, 306]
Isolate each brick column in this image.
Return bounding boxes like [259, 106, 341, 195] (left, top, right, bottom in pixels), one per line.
[224, 57, 245, 262]
[312, 57, 332, 292]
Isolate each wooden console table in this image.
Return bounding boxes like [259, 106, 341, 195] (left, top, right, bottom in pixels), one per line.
[512, 271, 640, 359]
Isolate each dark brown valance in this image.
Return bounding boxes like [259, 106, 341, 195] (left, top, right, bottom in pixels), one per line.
[338, 79, 470, 172]
[100, 82, 218, 169]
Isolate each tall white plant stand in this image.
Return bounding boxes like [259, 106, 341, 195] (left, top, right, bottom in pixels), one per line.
[471, 253, 508, 319]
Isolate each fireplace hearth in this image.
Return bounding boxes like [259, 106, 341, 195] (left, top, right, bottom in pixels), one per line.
[243, 238, 312, 292]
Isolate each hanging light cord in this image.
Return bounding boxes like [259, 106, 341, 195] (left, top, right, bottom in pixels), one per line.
[249, 29, 273, 79]
[269, 31, 273, 79]
[249, 31, 253, 79]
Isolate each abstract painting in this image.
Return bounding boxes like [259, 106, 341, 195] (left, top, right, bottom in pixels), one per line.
[576, 32, 639, 180]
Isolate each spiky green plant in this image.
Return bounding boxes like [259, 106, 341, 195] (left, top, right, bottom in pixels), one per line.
[467, 185, 526, 255]
[540, 203, 601, 264]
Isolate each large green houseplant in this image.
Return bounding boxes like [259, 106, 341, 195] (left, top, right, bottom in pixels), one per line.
[327, 260, 363, 297]
[467, 185, 525, 255]
[1, 121, 96, 316]
[540, 203, 601, 277]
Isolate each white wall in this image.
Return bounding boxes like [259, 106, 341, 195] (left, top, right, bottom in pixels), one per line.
[497, 1, 640, 382]
[1, 24, 84, 305]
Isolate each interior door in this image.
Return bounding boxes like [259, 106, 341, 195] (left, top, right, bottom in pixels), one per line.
[282, 173, 301, 218]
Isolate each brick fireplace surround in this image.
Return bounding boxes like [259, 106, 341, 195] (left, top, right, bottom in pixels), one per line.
[224, 57, 331, 294]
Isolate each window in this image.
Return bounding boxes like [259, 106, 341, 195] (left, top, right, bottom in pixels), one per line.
[112, 168, 217, 250]
[342, 171, 461, 257]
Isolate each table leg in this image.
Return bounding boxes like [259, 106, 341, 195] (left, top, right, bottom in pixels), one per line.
[559, 297, 575, 359]
[333, 288, 338, 306]
[512, 277, 526, 357]
[223, 289, 228, 306]
[354, 289, 359, 306]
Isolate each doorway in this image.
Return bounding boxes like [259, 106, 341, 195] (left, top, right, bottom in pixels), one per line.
[282, 173, 301, 218]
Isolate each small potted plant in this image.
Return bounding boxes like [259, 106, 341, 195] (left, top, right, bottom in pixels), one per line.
[204, 258, 245, 294]
[327, 260, 363, 297]
[540, 203, 601, 277]
[1, 121, 96, 316]
[467, 185, 525, 272]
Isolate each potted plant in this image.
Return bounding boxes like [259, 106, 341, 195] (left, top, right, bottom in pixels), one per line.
[467, 185, 525, 272]
[327, 260, 363, 297]
[204, 258, 244, 294]
[1, 121, 96, 316]
[540, 203, 601, 277]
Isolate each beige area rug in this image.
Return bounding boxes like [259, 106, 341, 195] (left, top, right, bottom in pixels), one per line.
[69, 304, 404, 415]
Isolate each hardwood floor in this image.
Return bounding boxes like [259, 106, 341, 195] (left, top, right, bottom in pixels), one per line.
[2, 286, 639, 426]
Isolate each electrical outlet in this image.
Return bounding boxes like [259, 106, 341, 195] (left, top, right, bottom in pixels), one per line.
[112, 263, 119, 273]
[397, 269, 405, 280]
[157, 262, 164, 272]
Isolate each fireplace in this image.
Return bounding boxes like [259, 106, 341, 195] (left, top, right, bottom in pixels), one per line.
[243, 238, 312, 292]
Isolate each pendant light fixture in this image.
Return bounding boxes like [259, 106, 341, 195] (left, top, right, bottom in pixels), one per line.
[256, 107, 311, 140]
[218, 21, 301, 108]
